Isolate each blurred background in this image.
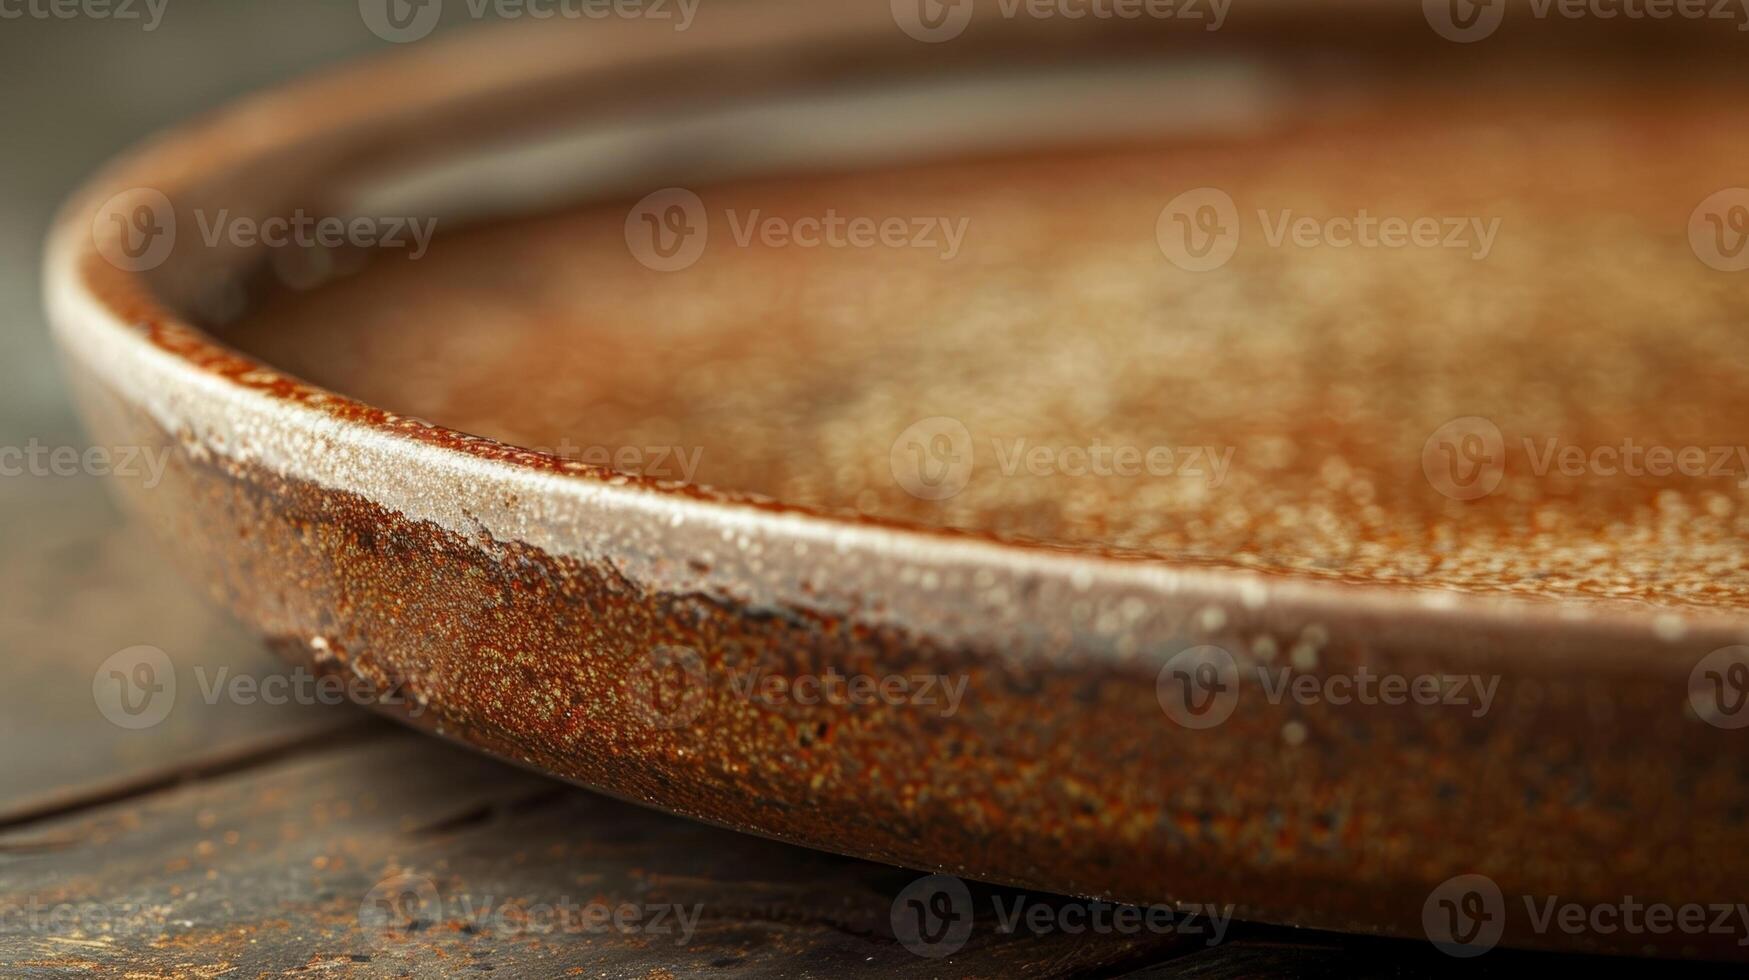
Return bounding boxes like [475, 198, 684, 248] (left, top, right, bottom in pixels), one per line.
[4, 0, 362, 817]
[0, 0, 487, 829]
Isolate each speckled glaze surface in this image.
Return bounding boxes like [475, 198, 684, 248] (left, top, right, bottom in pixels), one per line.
[45, 1, 1749, 959]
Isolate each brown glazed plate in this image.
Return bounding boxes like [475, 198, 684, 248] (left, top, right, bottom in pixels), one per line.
[46, 0, 1749, 960]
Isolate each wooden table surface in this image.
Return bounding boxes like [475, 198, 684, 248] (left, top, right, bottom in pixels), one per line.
[0, 2, 1741, 976]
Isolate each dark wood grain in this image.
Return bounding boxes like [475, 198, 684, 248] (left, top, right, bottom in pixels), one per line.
[0, 732, 1200, 977]
[0, 474, 357, 824]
